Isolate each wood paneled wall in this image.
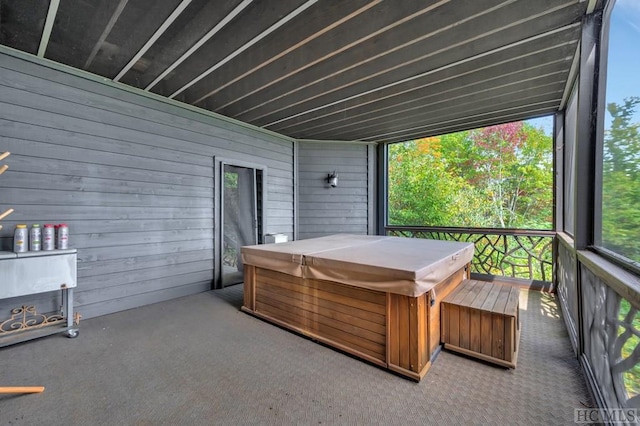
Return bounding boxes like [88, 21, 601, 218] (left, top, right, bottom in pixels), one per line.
[0, 52, 294, 319]
[296, 142, 375, 240]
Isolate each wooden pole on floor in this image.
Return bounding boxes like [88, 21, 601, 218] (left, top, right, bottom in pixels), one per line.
[0, 387, 45, 394]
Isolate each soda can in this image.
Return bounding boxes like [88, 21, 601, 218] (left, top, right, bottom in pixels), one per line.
[43, 224, 55, 251]
[57, 223, 69, 250]
[29, 224, 41, 251]
[13, 224, 28, 252]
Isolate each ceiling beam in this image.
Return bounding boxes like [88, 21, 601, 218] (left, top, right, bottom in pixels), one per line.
[84, 0, 129, 69]
[37, 0, 60, 57]
[559, 42, 581, 110]
[275, 42, 576, 135]
[169, 0, 320, 99]
[213, 0, 453, 113]
[261, 21, 580, 130]
[363, 105, 557, 143]
[114, 0, 193, 82]
[244, 0, 578, 126]
[301, 73, 568, 139]
[328, 83, 562, 140]
[191, 0, 383, 105]
[322, 75, 565, 141]
[145, 0, 254, 91]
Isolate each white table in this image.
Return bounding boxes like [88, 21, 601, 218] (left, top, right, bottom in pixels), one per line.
[0, 249, 79, 347]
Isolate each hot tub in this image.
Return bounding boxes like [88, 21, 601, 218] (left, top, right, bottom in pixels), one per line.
[241, 235, 473, 381]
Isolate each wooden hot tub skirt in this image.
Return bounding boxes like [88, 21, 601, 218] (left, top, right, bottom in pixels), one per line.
[242, 265, 467, 381]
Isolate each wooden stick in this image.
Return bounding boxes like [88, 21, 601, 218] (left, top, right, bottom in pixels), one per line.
[0, 164, 8, 175]
[0, 151, 9, 161]
[0, 387, 45, 394]
[0, 208, 14, 221]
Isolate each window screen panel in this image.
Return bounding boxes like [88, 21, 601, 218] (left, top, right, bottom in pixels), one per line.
[598, 2, 640, 265]
[0, 0, 49, 54]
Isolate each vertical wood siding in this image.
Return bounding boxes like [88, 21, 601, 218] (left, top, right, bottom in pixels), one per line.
[0, 53, 293, 319]
[296, 142, 374, 240]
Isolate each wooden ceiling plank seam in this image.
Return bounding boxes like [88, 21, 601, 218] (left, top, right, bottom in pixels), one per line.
[318, 78, 566, 141]
[559, 41, 581, 110]
[258, 21, 581, 130]
[245, 0, 581, 126]
[259, 2, 582, 128]
[338, 102, 562, 143]
[364, 100, 557, 140]
[302, 82, 566, 140]
[284, 65, 569, 138]
[281, 49, 574, 136]
[153, 0, 320, 98]
[384, 105, 560, 143]
[118, 1, 244, 89]
[315, 90, 565, 141]
[212, 0, 454, 112]
[275, 43, 576, 135]
[322, 74, 566, 139]
[363, 104, 558, 143]
[168, 0, 320, 99]
[586, 0, 598, 14]
[324, 85, 564, 142]
[306, 90, 563, 141]
[186, 0, 381, 107]
[37, 0, 61, 58]
[230, 0, 513, 120]
[257, 32, 577, 131]
[144, 0, 255, 91]
[114, 0, 193, 82]
[83, 0, 129, 69]
[191, 0, 383, 105]
[286, 82, 558, 139]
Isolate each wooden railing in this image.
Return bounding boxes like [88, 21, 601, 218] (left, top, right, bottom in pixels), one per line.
[574, 249, 640, 410]
[385, 226, 555, 282]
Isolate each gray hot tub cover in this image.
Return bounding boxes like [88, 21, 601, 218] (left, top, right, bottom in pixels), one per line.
[241, 235, 474, 297]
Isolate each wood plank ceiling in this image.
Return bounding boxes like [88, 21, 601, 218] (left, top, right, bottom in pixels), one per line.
[0, 0, 593, 143]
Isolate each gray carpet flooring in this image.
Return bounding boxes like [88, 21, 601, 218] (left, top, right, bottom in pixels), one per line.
[0, 285, 592, 425]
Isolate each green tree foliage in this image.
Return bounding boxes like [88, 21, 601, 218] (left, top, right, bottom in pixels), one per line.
[388, 121, 553, 229]
[602, 97, 640, 263]
[388, 138, 466, 225]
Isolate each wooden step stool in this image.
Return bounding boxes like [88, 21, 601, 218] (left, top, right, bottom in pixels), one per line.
[441, 280, 520, 368]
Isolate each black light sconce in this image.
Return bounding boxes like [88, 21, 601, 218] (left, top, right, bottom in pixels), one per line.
[327, 171, 338, 188]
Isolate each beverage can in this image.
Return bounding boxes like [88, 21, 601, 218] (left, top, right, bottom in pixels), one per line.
[13, 224, 28, 252]
[29, 224, 41, 251]
[43, 224, 55, 251]
[57, 223, 69, 250]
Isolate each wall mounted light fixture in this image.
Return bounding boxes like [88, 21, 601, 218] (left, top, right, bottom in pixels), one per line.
[327, 171, 338, 188]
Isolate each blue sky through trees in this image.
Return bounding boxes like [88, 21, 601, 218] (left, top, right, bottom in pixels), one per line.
[606, 0, 640, 125]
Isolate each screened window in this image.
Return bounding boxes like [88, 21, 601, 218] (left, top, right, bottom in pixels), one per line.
[598, 0, 640, 266]
[564, 86, 578, 236]
[387, 117, 554, 230]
